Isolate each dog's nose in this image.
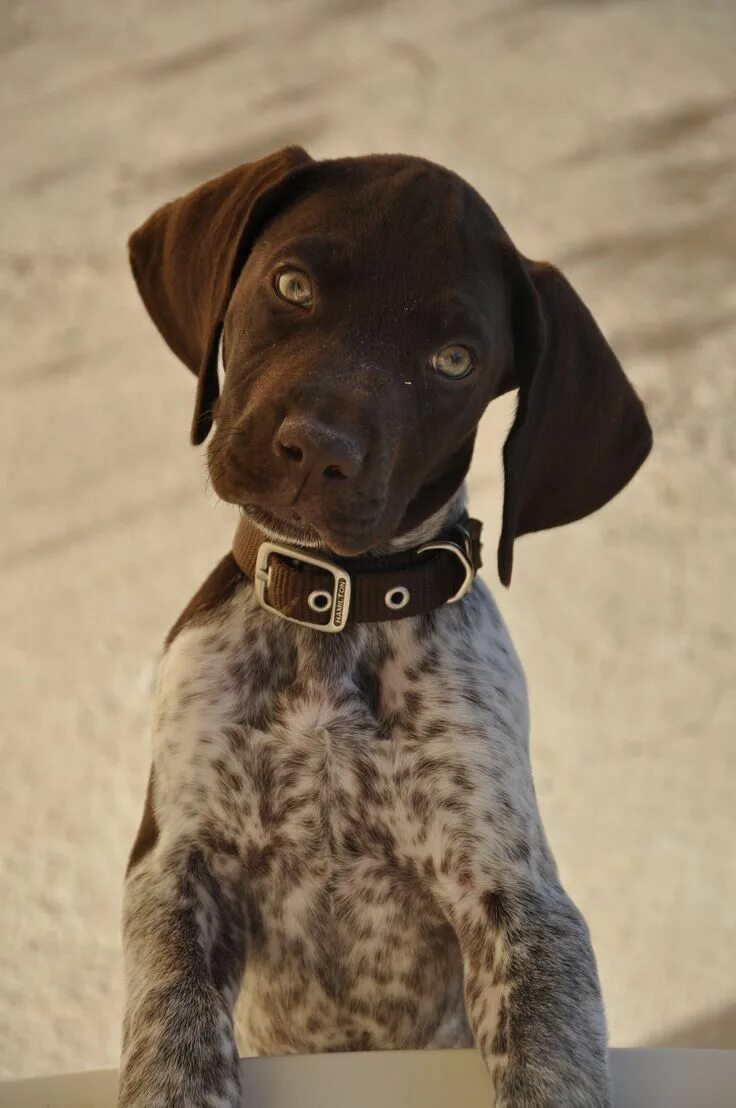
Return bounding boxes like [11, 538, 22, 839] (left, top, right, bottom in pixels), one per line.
[275, 416, 364, 483]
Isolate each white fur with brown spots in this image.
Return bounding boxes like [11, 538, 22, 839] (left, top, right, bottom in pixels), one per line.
[120, 496, 610, 1108]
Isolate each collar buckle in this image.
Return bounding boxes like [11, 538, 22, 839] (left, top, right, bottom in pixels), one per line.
[254, 541, 352, 633]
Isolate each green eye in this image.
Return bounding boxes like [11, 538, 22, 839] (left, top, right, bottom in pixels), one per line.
[275, 268, 313, 308]
[431, 344, 473, 379]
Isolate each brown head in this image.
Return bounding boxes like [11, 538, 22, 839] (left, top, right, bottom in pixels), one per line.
[128, 146, 651, 583]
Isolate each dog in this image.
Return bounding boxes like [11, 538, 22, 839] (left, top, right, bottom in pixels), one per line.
[119, 146, 651, 1108]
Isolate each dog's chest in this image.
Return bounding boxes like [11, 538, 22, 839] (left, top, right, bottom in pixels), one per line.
[153, 582, 528, 1052]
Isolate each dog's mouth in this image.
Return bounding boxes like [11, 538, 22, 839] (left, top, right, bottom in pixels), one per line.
[243, 502, 393, 557]
[244, 505, 325, 550]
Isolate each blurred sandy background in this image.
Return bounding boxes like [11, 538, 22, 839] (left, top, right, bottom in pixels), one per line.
[1, 0, 735, 1081]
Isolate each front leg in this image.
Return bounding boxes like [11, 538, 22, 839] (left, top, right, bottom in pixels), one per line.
[119, 805, 245, 1108]
[448, 873, 610, 1107]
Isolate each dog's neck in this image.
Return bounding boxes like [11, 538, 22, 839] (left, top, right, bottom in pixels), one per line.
[233, 486, 479, 631]
[382, 486, 469, 553]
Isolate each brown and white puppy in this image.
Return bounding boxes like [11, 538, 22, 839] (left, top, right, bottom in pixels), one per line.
[120, 147, 651, 1108]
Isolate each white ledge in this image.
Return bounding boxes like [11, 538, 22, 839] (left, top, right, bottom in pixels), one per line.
[2, 1048, 736, 1107]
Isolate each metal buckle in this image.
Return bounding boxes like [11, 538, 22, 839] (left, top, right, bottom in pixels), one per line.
[254, 542, 351, 633]
[417, 529, 475, 604]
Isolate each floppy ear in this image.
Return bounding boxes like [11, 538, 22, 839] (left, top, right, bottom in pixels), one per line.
[128, 145, 314, 444]
[498, 259, 652, 585]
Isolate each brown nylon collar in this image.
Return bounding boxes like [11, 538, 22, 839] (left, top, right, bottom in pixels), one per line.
[232, 514, 483, 632]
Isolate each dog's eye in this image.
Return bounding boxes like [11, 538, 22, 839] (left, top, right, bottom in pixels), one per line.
[431, 344, 473, 379]
[274, 268, 313, 308]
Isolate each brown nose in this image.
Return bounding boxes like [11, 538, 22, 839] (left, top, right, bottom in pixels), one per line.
[274, 415, 365, 484]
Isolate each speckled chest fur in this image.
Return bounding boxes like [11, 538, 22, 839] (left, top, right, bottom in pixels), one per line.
[151, 569, 536, 1057]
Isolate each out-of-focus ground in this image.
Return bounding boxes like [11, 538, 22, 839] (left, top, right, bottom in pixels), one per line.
[1, 0, 735, 1080]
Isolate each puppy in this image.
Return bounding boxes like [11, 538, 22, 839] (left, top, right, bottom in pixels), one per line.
[119, 147, 651, 1108]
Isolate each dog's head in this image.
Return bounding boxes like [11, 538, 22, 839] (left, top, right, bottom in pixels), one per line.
[129, 146, 651, 582]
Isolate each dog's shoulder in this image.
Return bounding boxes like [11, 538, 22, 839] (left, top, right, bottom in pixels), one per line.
[166, 553, 244, 647]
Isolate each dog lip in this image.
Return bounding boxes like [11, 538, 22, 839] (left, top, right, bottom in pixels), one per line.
[243, 502, 391, 556]
[247, 494, 384, 530]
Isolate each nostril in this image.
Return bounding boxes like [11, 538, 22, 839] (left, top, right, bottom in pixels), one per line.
[324, 464, 348, 481]
[278, 441, 304, 464]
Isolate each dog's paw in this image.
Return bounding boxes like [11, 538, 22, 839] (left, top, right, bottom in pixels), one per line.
[118, 983, 241, 1108]
[118, 1072, 241, 1108]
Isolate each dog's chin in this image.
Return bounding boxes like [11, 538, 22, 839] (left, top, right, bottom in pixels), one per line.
[244, 505, 394, 558]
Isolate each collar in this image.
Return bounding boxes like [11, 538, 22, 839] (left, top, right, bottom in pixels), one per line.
[232, 513, 483, 633]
